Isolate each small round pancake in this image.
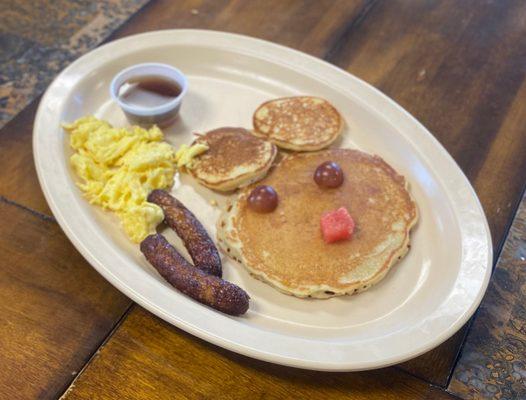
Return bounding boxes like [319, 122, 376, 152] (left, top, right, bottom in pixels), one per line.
[189, 127, 277, 192]
[217, 149, 418, 298]
[252, 96, 343, 151]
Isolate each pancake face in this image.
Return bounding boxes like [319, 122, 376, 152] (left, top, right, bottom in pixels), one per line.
[217, 149, 418, 298]
[252, 96, 343, 151]
[190, 127, 277, 191]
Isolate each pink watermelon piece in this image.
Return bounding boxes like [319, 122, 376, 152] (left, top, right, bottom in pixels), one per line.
[320, 207, 355, 243]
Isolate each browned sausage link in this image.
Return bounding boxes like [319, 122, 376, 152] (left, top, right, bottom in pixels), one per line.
[140, 234, 249, 316]
[148, 189, 222, 277]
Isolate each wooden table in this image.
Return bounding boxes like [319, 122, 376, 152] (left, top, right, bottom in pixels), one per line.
[1, 1, 525, 399]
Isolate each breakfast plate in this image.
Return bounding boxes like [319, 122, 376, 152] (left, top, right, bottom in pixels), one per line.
[33, 30, 492, 371]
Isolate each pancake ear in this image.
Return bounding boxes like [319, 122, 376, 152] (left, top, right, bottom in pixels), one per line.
[252, 96, 343, 151]
[189, 127, 277, 191]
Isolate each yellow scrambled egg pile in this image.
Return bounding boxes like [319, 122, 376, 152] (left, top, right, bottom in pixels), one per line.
[63, 116, 177, 243]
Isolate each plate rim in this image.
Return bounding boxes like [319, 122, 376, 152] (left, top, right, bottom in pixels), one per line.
[32, 29, 493, 371]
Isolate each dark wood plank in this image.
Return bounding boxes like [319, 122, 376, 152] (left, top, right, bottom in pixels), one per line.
[0, 99, 51, 216]
[448, 191, 526, 399]
[0, 200, 131, 399]
[113, 0, 370, 58]
[63, 306, 459, 400]
[398, 329, 468, 387]
[327, 0, 526, 385]
[427, 387, 460, 400]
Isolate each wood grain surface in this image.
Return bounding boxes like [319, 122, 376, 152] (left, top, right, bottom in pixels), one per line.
[62, 307, 458, 400]
[0, 200, 131, 399]
[0, 99, 51, 215]
[113, 0, 372, 58]
[1, 0, 525, 398]
[449, 191, 526, 399]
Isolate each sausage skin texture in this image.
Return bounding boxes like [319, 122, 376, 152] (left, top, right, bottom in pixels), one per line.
[140, 234, 249, 316]
[148, 189, 222, 277]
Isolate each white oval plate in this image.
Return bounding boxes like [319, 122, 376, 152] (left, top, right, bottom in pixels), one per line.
[33, 30, 492, 371]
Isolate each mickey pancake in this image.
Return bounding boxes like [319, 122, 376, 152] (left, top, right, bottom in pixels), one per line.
[217, 148, 418, 298]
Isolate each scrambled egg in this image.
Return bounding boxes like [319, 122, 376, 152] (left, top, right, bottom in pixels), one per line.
[175, 143, 209, 169]
[63, 116, 176, 243]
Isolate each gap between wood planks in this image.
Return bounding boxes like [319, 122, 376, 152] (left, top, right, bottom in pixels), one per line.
[58, 304, 135, 400]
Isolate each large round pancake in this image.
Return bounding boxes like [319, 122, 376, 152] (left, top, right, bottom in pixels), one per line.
[217, 149, 418, 298]
[252, 96, 343, 151]
[189, 127, 277, 191]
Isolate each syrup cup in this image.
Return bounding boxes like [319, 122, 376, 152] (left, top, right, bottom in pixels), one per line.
[110, 63, 188, 127]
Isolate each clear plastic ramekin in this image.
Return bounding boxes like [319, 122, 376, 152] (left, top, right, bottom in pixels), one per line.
[110, 63, 188, 127]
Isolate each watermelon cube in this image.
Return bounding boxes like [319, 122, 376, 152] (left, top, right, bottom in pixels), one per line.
[320, 207, 355, 243]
